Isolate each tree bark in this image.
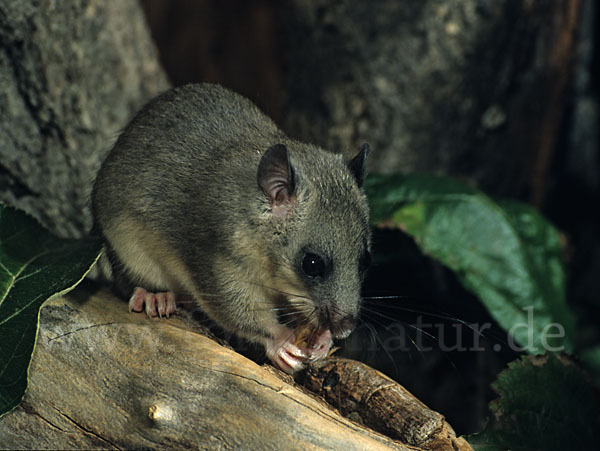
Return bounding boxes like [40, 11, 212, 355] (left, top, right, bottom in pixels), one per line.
[280, 0, 580, 203]
[0, 288, 470, 450]
[0, 0, 168, 238]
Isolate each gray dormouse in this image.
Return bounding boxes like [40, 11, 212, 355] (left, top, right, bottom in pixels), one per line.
[92, 83, 371, 373]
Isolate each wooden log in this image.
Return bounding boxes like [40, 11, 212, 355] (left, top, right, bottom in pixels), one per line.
[0, 287, 469, 450]
[0, 288, 403, 449]
[302, 359, 472, 451]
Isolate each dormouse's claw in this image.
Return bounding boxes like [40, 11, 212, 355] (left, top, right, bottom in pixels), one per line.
[128, 287, 146, 312]
[128, 287, 178, 318]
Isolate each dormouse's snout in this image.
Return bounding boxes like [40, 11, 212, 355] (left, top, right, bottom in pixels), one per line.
[327, 306, 359, 339]
[322, 268, 366, 339]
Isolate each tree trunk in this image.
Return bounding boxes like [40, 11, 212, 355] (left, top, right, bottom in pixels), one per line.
[0, 288, 470, 450]
[0, 0, 168, 238]
[280, 0, 580, 203]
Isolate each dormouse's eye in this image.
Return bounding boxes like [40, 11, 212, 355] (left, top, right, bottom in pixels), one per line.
[302, 253, 326, 278]
[359, 250, 372, 273]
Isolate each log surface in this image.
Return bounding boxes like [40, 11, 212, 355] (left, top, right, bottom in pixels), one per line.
[303, 359, 472, 451]
[0, 288, 424, 450]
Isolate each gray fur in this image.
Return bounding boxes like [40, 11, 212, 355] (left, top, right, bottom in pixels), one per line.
[92, 83, 371, 350]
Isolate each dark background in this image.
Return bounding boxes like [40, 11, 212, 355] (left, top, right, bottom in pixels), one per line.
[140, 0, 599, 434]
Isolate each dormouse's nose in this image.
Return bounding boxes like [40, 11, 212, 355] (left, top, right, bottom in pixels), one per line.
[323, 307, 358, 339]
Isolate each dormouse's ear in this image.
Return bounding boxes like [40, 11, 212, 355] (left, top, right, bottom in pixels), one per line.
[257, 144, 296, 217]
[348, 142, 370, 187]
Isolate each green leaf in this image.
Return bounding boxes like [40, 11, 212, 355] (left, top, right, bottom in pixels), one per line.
[0, 203, 102, 418]
[365, 173, 575, 353]
[467, 354, 600, 450]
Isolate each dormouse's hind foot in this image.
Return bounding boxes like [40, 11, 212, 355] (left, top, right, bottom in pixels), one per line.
[129, 287, 177, 318]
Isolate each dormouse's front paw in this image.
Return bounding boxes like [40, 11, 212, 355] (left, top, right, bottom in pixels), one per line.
[265, 326, 333, 374]
[305, 329, 333, 362]
[128, 287, 177, 318]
